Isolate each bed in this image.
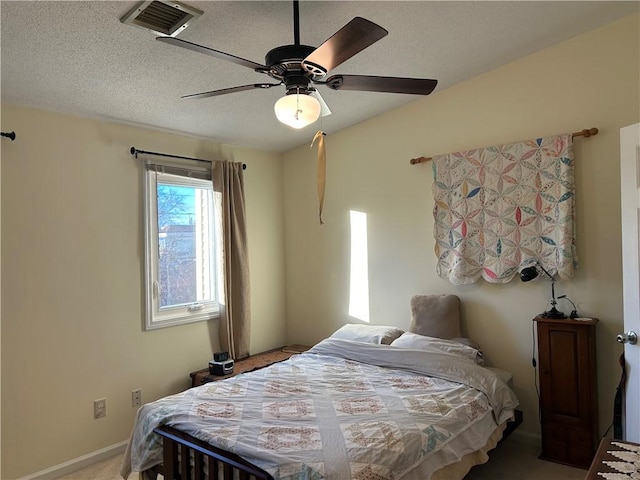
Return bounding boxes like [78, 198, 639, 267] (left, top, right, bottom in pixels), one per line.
[121, 295, 520, 480]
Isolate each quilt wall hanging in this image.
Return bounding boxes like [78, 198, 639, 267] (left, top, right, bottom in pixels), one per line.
[431, 134, 578, 285]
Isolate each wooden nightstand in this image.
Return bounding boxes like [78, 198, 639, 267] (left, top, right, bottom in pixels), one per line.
[534, 316, 599, 469]
[189, 345, 310, 387]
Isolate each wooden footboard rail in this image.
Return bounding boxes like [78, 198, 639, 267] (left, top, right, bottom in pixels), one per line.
[148, 410, 524, 480]
[151, 425, 274, 480]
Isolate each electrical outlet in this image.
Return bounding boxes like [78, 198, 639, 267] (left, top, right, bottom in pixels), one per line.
[132, 389, 142, 407]
[94, 398, 106, 419]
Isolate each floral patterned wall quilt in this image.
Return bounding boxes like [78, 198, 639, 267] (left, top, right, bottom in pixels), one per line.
[432, 134, 578, 285]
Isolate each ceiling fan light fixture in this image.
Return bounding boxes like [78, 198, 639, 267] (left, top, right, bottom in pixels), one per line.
[274, 92, 321, 129]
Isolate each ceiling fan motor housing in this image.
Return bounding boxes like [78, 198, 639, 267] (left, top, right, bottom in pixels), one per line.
[265, 45, 327, 83]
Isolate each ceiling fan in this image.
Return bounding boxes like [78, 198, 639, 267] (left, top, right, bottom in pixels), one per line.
[157, 0, 438, 129]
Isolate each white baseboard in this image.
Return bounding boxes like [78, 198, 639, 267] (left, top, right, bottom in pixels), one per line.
[19, 440, 128, 480]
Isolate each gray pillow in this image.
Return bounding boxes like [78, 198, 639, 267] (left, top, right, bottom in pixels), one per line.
[409, 294, 461, 339]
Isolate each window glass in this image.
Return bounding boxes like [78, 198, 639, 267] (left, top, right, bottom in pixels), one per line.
[145, 170, 220, 329]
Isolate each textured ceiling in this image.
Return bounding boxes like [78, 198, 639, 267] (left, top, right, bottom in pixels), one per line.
[1, 1, 638, 152]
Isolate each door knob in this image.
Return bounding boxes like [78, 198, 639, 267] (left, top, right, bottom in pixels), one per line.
[617, 331, 638, 345]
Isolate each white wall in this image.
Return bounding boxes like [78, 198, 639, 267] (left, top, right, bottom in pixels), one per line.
[0, 106, 286, 479]
[282, 14, 640, 440]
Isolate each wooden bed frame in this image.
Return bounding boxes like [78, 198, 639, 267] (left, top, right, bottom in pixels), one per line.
[142, 425, 274, 480]
[137, 301, 523, 480]
[143, 411, 523, 480]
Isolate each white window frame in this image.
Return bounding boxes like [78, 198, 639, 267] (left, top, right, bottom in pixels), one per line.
[144, 166, 220, 330]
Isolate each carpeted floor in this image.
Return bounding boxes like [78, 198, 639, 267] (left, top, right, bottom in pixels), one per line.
[464, 436, 586, 479]
[57, 453, 127, 480]
[59, 435, 586, 480]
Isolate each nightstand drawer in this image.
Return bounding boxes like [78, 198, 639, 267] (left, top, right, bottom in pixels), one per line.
[568, 427, 594, 447]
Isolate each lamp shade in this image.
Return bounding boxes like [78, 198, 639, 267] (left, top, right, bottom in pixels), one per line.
[520, 266, 539, 282]
[274, 93, 321, 129]
[520, 262, 566, 318]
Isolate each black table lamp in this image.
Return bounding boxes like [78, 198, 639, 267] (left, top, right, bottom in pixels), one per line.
[520, 261, 567, 319]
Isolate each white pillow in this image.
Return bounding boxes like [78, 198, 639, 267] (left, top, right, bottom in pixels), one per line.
[390, 332, 483, 364]
[329, 324, 404, 345]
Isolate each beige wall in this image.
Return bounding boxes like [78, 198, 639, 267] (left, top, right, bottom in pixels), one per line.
[283, 14, 640, 440]
[0, 106, 286, 479]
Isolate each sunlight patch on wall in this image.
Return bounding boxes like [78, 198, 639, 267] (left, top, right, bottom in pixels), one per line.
[348, 210, 370, 322]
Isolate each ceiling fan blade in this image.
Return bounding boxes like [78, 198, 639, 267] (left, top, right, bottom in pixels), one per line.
[309, 90, 332, 117]
[157, 37, 267, 72]
[302, 17, 387, 75]
[324, 75, 437, 95]
[182, 83, 282, 100]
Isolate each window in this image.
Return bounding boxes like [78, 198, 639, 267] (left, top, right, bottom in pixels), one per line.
[144, 167, 220, 330]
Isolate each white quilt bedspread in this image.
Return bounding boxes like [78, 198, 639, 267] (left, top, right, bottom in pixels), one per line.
[122, 338, 518, 480]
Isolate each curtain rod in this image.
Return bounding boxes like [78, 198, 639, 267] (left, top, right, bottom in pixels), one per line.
[409, 127, 598, 165]
[130, 147, 246, 170]
[1, 131, 16, 141]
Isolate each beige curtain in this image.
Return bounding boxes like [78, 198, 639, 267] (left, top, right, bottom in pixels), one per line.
[212, 160, 251, 360]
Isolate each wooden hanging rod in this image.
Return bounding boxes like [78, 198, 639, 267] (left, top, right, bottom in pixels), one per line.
[409, 127, 599, 165]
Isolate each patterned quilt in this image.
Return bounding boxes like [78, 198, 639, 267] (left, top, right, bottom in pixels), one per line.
[122, 338, 518, 480]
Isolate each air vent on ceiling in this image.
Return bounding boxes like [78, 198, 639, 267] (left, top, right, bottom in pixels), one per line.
[120, 1, 203, 37]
